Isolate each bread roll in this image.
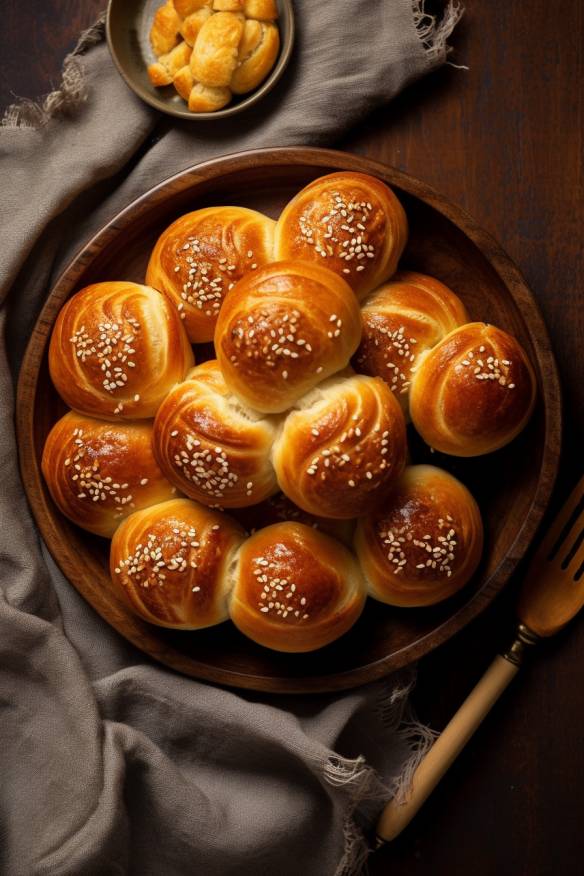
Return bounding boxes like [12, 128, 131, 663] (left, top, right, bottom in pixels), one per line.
[354, 465, 483, 606]
[215, 261, 362, 413]
[148, 40, 192, 87]
[409, 322, 537, 456]
[173, 64, 195, 99]
[150, 0, 182, 57]
[174, 0, 213, 17]
[272, 372, 407, 519]
[230, 20, 280, 94]
[48, 282, 194, 420]
[188, 82, 232, 112]
[228, 522, 366, 651]
[353, 271, 469, 415]
[274, 172, 408, 300]
[41, 412, 178, 538]
[213, 0, 244, 9]
[153, 360, 279, 507]
[244, 0, 278, 19]
[191, 12, 245, 87]
[146, 206, 275, 343]
[110, 498, 245, 629]
[180, 7, 213, 46]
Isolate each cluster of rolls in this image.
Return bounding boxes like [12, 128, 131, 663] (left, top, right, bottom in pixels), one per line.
[147, 0, 280, 113]
[43, 171, 537, 652]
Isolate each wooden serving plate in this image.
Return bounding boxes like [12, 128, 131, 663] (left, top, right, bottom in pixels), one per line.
[16, 148, 561, 693]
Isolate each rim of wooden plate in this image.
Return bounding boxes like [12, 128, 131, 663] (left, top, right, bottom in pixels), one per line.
[15, 147, 562, 693]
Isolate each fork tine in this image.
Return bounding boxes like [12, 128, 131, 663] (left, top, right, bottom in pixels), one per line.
[560, 524, 584, 571]
[529, 475, 584, 568]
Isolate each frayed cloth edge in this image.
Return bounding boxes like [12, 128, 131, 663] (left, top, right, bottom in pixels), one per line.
[325, 672, 437, 876]
[1, 13, 106, 129]
[412, 0, 465, 67]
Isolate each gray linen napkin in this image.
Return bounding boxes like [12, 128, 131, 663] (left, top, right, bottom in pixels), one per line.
[0, 3, 460, 874]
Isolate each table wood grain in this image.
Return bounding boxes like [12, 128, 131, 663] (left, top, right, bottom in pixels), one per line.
[2, 1, 583, 873]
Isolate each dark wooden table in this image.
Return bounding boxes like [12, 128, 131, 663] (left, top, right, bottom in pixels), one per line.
[3, 2, 582, 874]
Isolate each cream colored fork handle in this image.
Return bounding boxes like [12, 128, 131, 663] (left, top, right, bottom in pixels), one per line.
[376, 655, 519, 844]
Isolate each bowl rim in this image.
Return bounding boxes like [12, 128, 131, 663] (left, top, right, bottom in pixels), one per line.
[16, 147, 562, 692]
[105, 0, 296, 121]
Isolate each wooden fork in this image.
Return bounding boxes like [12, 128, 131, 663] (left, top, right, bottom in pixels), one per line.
[376, 475, 584, 845]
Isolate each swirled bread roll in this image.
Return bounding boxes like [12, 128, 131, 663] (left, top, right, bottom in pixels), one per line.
[146, 206, 275, 343]
[110, 498, 245, 629]
[353, 271, 469, 415]
[191, 11, 245, 87]
[48, 282, 194, 420]
[41, 412, 178, 538]
[409, 322, 537, 456]
[274, 172, 408, 300]
[272, 372, 407, 519]
[354, 465, 483, 606]
[230, 19, 280, 94]
[215, 261, 362, 413]
[153, 360, 279, 508]
[228, 522, 366, 652]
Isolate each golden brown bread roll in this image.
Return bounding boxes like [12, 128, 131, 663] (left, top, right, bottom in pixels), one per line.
[148, 40, 192, 87]
[213, 0, 244, 9]
[228, 522, 366, 652]
[230, 20, 280, 94]
[110, 498, 245, 629]
[146, 206, 275, 343]
[41, 412, 178, 538]
[409, 322, 537, 456]
[150, 0, 182, 57]
[173, 64, 195, 99]
[48, 282, 194, 420]
[353, 271, 469, 416]
[180, 7, 213, 46]
[272, 372, 407, 519]
[244, 0, 278, 19]
[188, 82, 232, 112]
[191, 11, 245, 87]
[174, 0, 213, 17]
[354, 465, 483, 606]
[215, 261, 362, 413]
[274, 172, 408, 301]
[153, 360, 279, 508]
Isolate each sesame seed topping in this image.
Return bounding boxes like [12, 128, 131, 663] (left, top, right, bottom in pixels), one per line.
[115, 523, 209, 591]
[459, 347, 515, 387]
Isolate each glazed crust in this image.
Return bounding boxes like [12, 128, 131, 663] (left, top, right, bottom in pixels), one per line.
[110, 498, 245, 629]
[409, 322, 537, 456]
[152, 360, 279, 508]
[274, 172, 408, 300]
[272, 372, 407, 519]
[215, 260, 362, 413]
[353, 271, 469, 416]
[354, 465, 484, 606]
[42, 411, 178, 538]
[228, 522, 366, 652]
[146, 206, 275, 342]
[48, 282, 194, 420]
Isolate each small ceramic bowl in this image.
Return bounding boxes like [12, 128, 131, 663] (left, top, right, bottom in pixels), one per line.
[106, 0, 295, 120]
